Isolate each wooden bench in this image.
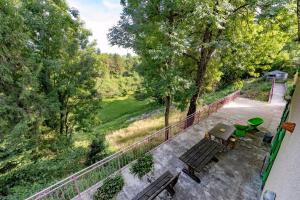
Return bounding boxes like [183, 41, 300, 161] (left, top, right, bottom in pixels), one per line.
[132, 171, 180, 200]
[179, 139, 224, 183]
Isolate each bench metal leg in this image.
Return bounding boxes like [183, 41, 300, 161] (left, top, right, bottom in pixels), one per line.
[182, 166, 201, 183]
[166, 186, 175, 196]
[212, 156, 219, 162]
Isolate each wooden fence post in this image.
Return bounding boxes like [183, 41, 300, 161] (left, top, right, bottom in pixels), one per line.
[165, 127, 169, 141]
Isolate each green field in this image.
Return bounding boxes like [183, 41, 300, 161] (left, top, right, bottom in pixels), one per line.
[72, 96, 160, 149]
[97, 96, 159, 132]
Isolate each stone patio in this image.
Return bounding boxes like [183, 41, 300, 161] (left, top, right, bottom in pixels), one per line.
[116, 97, 284, 200]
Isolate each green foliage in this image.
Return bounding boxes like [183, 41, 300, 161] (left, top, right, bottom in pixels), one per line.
[109, 0, 298, 116]
[285, 78, 295, 97]
[200, 84, 237, 106]
[130, 154, 154, 178]
[109, 0, 195, 120]
[97, 53, 141, 98]
[86, 137, 107, 166]
[1, 0, 299, 199]
[93, 175, 124, 200]
[219, 4, 297, 84]
[0, 146, 86, 199]
[1, 0, 101, 144]
[233, 80, 244, 90]
[271, 61, 297, 78]
[0, 0, 101, 198]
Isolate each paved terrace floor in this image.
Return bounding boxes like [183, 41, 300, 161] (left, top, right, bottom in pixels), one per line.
[270, 83, 286, 106]
[115, 97, 284, 200]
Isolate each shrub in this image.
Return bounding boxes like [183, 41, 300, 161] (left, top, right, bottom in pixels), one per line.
[134, 88, 148, 101]
[130, 154, 153, 178]
[93, 175, 124, 200]
[85, 137, 107, 166]
[233, 79, 244, 90]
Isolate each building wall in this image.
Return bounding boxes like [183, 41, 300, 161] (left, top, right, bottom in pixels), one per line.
[262, 74, 300, 200]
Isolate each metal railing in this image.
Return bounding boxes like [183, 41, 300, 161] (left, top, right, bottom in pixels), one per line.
[268, 78, 275, 103]
[26, 91, 240, 200]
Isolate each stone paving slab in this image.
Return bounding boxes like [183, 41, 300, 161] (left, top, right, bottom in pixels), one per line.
[116, 97, 284, 200]
[270, 83, 286, 105]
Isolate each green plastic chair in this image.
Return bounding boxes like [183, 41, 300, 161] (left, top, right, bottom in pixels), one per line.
[234, 124, 248, 137]
[248, 117, 264, 131]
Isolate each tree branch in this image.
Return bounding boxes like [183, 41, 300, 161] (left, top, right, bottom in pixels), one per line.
[232, 3, 249, 14]
[183, 52, 199, 62]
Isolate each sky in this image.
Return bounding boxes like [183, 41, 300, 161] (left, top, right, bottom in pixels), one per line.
[67, 0, 132, 55]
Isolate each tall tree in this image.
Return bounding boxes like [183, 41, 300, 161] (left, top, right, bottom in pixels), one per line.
[178, 0, 295, 125]
[22, 1, 101, 137]
[1, 0, 102, 197]
[109, 0, 191, 136]
[0, 0, 101, 150]
[0, 0, 39, 143]
[180, 1, 256, 125]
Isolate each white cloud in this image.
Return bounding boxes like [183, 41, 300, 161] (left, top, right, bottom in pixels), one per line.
[102, 0, 121, 10]
[67, 0, 133, 55]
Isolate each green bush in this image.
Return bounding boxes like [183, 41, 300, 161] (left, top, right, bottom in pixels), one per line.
[134, 87, 148, 101]
[85, 137, 107, 166]
[233, 79, 244, 90]
[93, 175, 124, 200]
[130, 154, 153, 178]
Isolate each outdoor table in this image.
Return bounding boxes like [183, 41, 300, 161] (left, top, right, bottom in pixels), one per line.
[208, 123, 234, 145]
[179, 139, 223, 183]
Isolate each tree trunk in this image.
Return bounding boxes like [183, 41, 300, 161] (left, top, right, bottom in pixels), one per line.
[58, 92, 65, 135]
[64, 110, 69, 135]
[60, 111, 64, 134]
[186, 59, 208, 127]
[297, 0, 300, 43]
[164, 96, 171, 140]
[186, 25, 214, 127]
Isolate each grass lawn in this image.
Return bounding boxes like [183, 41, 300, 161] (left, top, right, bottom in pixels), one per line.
[96, 96, 160, 135]
[106, 108, 184, 150]
[99, 96, 157, 123]
[73, 96, 160, 149]
[241, 78, 272, 101]
[106, 85, 238, 151]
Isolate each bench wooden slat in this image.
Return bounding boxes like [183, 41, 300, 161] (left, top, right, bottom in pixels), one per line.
[183, 140, 209, 163]
[195, 145, 223, 171]
[143, 175, 171, 197]
[133, 172, 171, 200]
[180, 139, 220, 164]
[179, 139, 223, 174]
[180, 139, 207, 162]
[186, 140, 216, 164]
[132, 171, 178, 200]
[193, 142, 219, 166]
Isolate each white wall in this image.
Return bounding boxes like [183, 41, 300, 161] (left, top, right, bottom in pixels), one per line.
[262, 75, 300, 200]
